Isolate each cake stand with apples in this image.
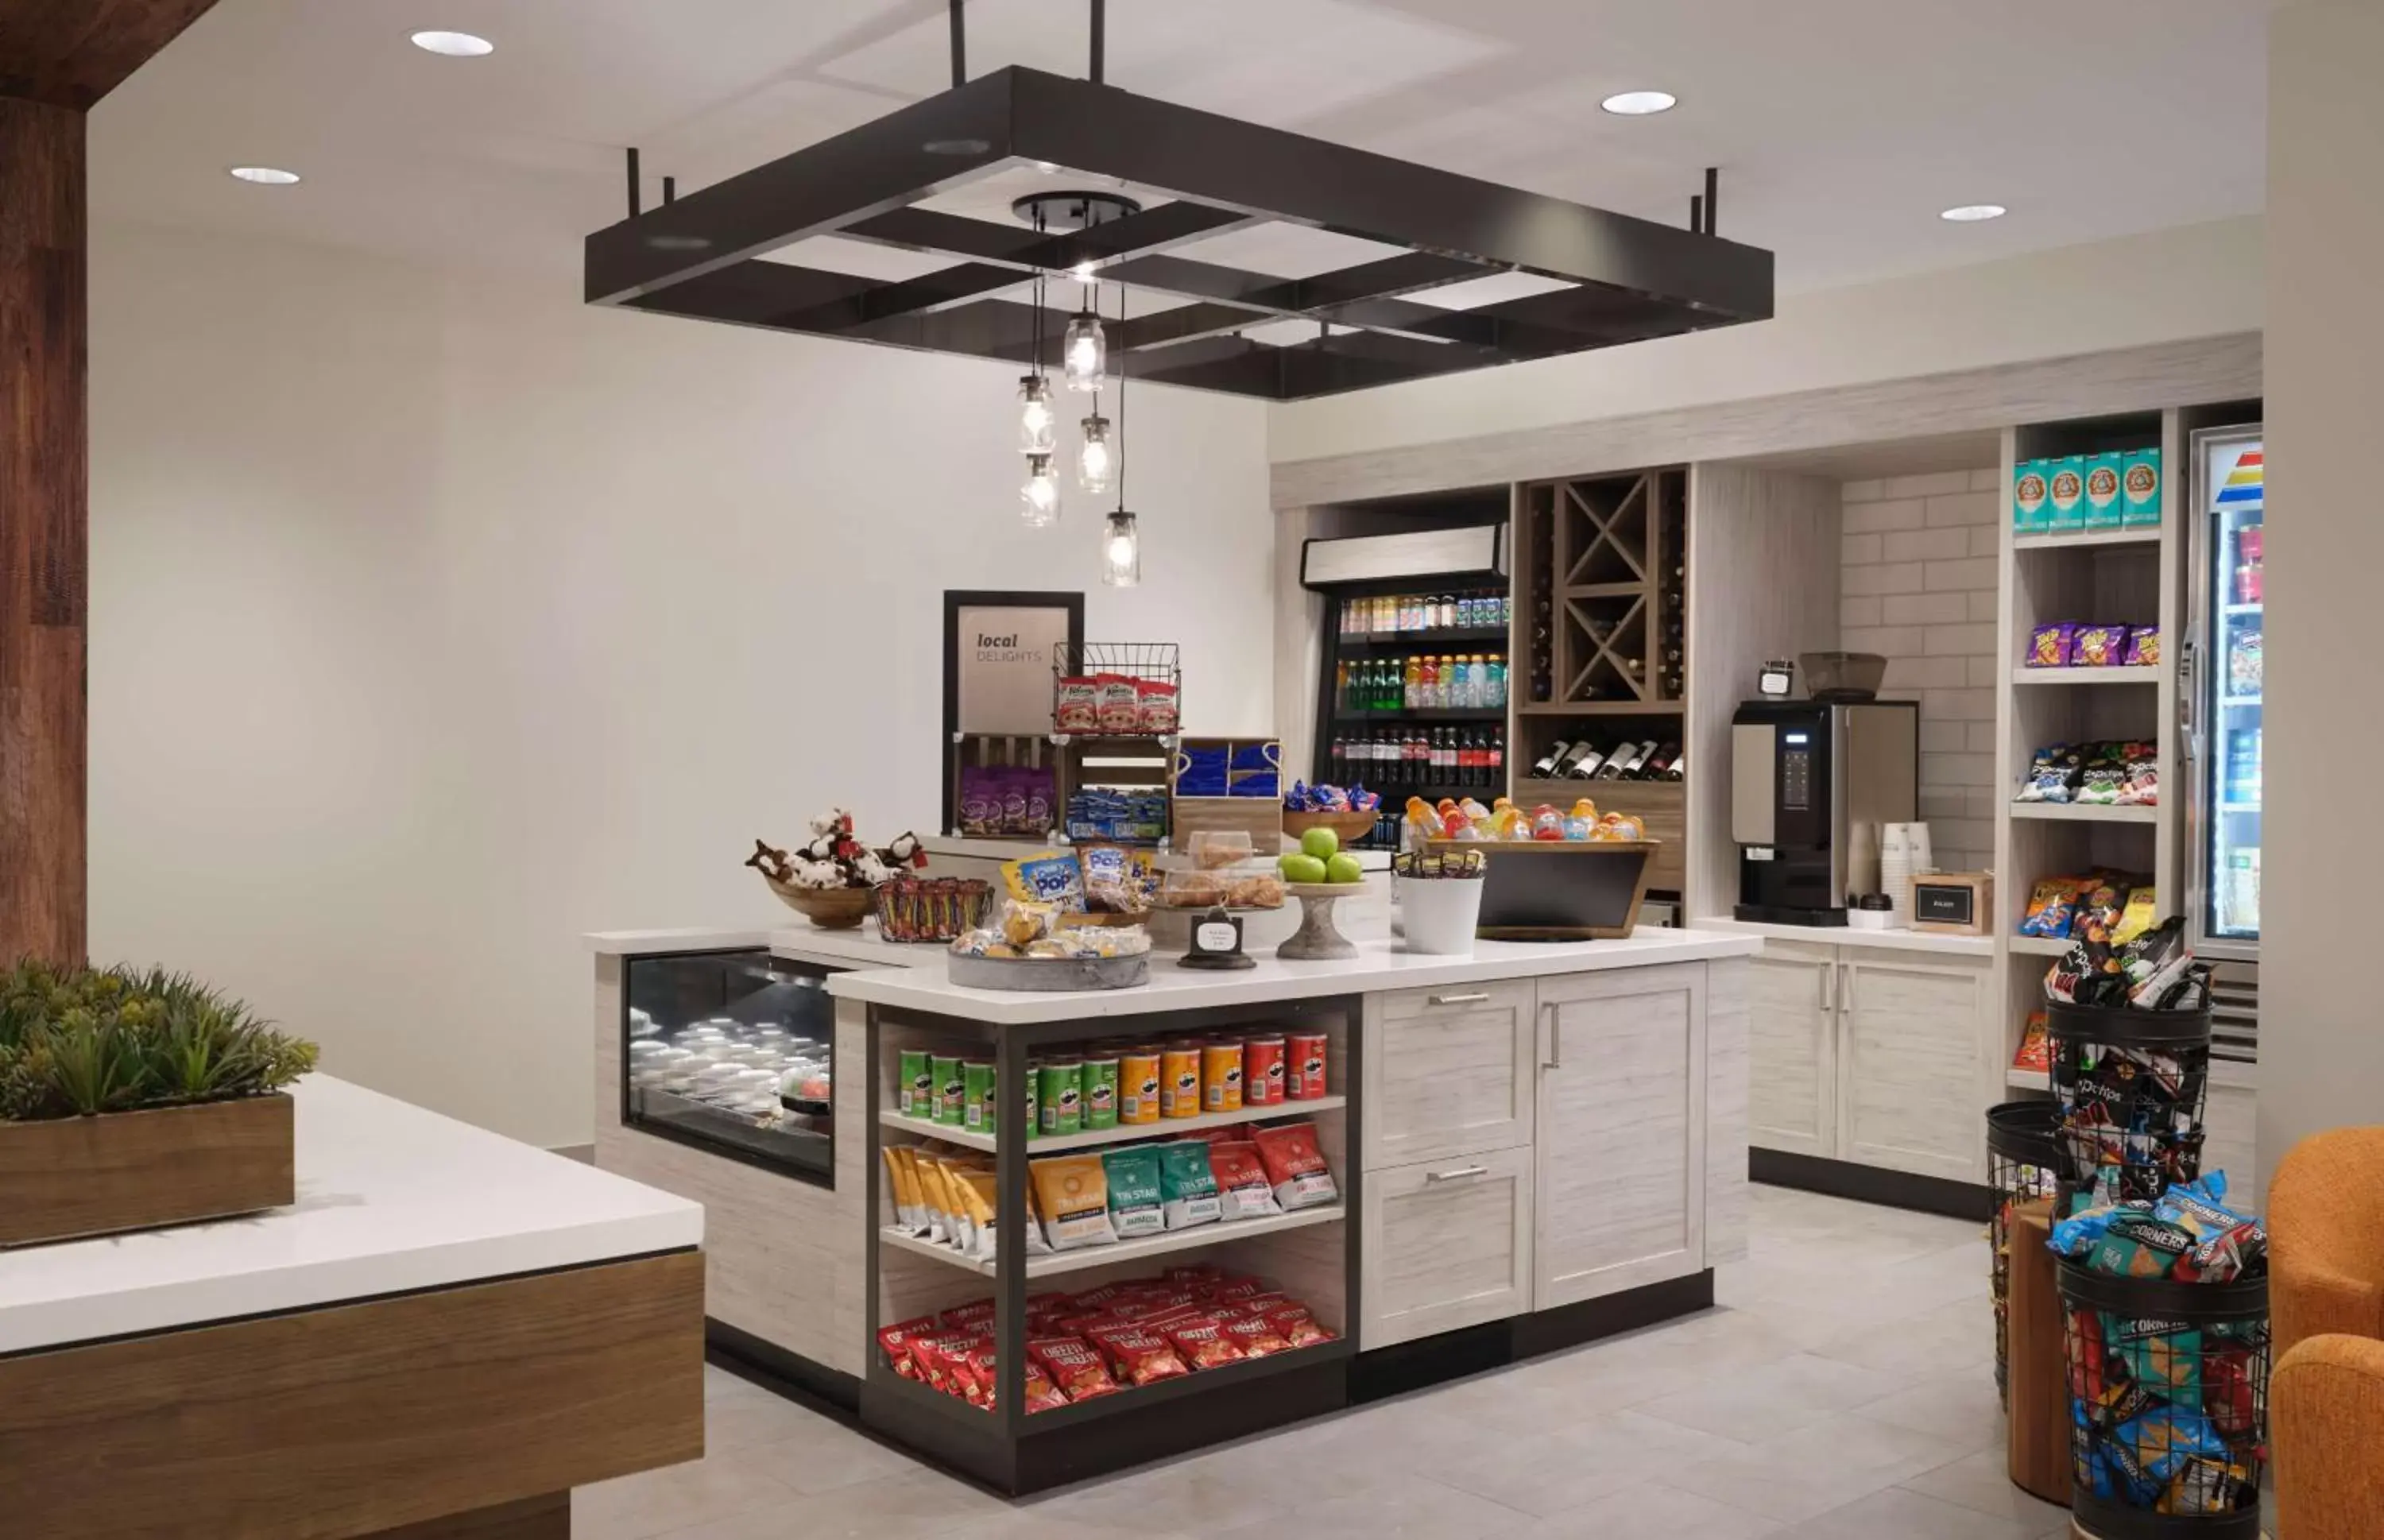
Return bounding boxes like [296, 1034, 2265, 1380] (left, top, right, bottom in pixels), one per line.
[1275, 825, 1367, 960]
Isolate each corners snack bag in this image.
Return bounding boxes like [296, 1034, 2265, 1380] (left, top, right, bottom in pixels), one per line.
[1156, 1140, 1223, 1229]
[1030, 1153, 1120, 1251]
[1101, 1147, 1167, 1238]
[1208, 1140, 1284, 1220]
[1252, 1122, 1340, 1211]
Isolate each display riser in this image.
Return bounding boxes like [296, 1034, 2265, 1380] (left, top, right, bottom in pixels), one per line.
[1751, 1147, 1995, 1222]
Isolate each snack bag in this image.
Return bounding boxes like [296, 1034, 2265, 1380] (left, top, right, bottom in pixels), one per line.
[2111, 887, 2160, 945]
[1028, 1336, 1119, 1402]
[1136, 679, 1180, 734]
[1101, 1147, 1167, 1239]
[2072, 625, 2130, 668]
[1252, 1122, 1340, 1210]
[1022, 1365, 1070, 1414]
[1093, 1328, 1190, 1386]
[1208, 1140, 1284, 1220]
[1055, 676, 1101, 733]
[2116, 745, 2161, 807]
[1165, 1318, 1248, 1371]
[2016, 745, 2082, 803]
[1266, 1305, 1335, 1348]
[2028, 623, 2080, 668]
[2013, 1012, 2051, 1074]
[2076, 748, 2128, 806]
[2125, 626, 2161, 668]
[882, 1146, 928, 1232]
[1078, 842, 1152, 915]
[2019, 876, 2085, 938]
[1031, 1154, 1120, 1251]
[1002, 852, 1086, 908]
[877, 1314, 941, 1377]
[1157, 1140, 1224, 1229]
[1096, 674, 1143, 733]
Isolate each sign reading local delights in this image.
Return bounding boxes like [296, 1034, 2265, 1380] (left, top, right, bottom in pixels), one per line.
[949, 593, 1082, 736]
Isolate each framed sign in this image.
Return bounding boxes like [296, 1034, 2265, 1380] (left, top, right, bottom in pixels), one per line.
[942, 590, 1083, 832]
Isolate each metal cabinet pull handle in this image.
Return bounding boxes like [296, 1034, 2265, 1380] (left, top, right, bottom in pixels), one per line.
[1426, 1165, 1488, 1183]
[1430, 992, 1491, 1006]
[1541, 1000, 1561, 1070]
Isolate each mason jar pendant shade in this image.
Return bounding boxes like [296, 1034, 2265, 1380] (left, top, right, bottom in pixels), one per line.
[1017, 375, 1056, 455]
[1063, 310, 1106, 393]
[1100, 509, 1140, 587]
[1077, 412, 1113, 495]
[1020, 453, 1061, 527]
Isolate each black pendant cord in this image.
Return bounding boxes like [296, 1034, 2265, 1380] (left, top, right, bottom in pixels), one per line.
[949, 0, 966, 87]
[1114, 281, 1127, 514]
[1089, 0, 1105, 83]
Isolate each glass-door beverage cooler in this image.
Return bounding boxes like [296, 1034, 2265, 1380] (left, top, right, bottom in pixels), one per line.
[2187, 426, 2266, 959]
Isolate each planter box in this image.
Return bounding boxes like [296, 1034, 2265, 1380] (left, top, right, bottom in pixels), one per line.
[0, 1093, 295, 1248]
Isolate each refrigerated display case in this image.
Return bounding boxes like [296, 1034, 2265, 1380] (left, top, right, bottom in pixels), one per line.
[621, 949, 841, 1186]
[2186, 427, 2266, 962]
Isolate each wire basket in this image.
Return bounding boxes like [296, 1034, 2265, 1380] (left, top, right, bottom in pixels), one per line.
[1987, 1099, 2064, 1408]
[872, 877, 992, 943]
[2049, 1001, 2214, 1209]
[2058, 1263, 2269, 1539]
[1052, 642, 1181, 736]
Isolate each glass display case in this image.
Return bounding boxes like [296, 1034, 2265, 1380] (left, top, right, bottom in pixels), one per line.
[622, 950, 839, 1186]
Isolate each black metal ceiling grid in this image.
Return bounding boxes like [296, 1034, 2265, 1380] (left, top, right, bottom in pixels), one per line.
[586, 68, 1775, 401]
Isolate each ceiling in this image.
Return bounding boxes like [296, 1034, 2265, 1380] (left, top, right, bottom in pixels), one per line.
[91, 0, 2272, 300]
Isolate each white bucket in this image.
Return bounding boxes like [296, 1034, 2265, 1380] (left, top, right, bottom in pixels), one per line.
[1400, 877, 1485, 955]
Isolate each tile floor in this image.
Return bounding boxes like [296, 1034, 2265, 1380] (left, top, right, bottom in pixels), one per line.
[577, 1185, 2078, 1540]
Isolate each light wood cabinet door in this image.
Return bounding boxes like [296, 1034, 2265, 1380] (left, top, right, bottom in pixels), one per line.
[1532, 964, 1707, 1310]
[1836, 958, 1985, 1182]
[1362, 981, 1536, 1170]
[1358, 1144, 1533, 1350]
[1747, 946, 1836, 1159]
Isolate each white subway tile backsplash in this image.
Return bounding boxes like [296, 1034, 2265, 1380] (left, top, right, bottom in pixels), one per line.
[1884, 592, 1972, 625]
[1883, 470, 1975, 499]
[1969, 656, 2005, 687]
[1920, 720, 1968, 754]
[1925, 623, 1998, 656]
[1925, 557, 1999, 591]
[1968, 590, 2002, 623]
[1918, 788, 1972, 820]
[1925, 490, 1999, 528]
[1844, 562, 1926, 596]
[1922, 687, 1997, 722]
[1843, 478, 1886, 504]
[1967, 722, 2001, 755]
[1844, 497, 1927, 534]
[1971, 466, 2007, 493]
[1884, 656, 1970, 690]
[1841, 532, 1883, 566]
[1925, 752, 1997, 787]
[1840, 625, 1925, 656]
[1968, 524, 2003, 557]
[1883, 528, 1974, 563]
[1840, 596, 1883, 629]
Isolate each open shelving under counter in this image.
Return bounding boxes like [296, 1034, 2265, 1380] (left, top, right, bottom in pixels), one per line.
[2007, 801, 2160, 824]
[880, 1205, 1349, 1279]
[880, 1097, 1349, 1155]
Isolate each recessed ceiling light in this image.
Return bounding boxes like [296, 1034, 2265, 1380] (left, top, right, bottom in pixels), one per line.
[228, 166, 300, 185]
[411, 30, 493, 56]
[1071, 261, 1097, 280]
[1941, 203, 2008, 222]
[1601, 90, 1677, 116]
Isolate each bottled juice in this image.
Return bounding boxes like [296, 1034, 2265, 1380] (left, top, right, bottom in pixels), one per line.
[1467, 655, 1488, 708]
[1334, 660, 1349, 712]
[1486, 655, 1507, 708]
[1417, 655, 1438, 709]
[1403, 656, 1422, 709]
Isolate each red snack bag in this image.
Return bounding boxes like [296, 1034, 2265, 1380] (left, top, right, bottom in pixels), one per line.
[1055, 677, 1101, 733]
[1221, 1314, 1295, 1357]
[1166, 1318, 1248, 1371]
[1163, 1263, 1222, 1287]
[961, 1342, 1000, 1407]
[1136, 679, 1180, 734]
[1209, 1141, 1283, 1218]
[1210, 1275, 1270, 1302]
[1100, 1329, 1192, 1385]
[1252, 1122, 1341, 1210]
[939, 1298, 997, 1332]
[908, 1333, 972, 1392]
[1072, 1283, 1128, 1309]
[877, 1314, 940, 1376]
[1028, 1335, 1120, 1402]
[1095, 674, 1142, 733]
[1266, 1306, 1334, 1348]
[1023, 1365, 1069, 1414]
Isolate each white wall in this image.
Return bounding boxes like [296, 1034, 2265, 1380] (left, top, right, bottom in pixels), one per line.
[2258, 1, 2384, 1188]
[87, 221, 1273, 1149]
[1269, 216, 2264, 466]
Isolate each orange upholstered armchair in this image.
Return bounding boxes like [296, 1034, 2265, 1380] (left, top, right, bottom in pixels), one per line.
[2270, 1127, 2384, 1538]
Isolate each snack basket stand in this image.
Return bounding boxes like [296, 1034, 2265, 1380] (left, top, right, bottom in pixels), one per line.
[2057, 1263, 2269, 1539]
[1050, 642, 1182, 849]
[2048, 1001, 2214, 1209]
[1986, 1098, 2064, 1407]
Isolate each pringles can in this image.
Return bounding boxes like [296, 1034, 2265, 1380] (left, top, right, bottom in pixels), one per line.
[1287, 1032, 1329, 1100]
[932, 1055, 966, 1126]
[1038, 1060, 1083, 1136]
[1081, 1055, 1120, 1131]
[1202, 1039, 1244, 1113]
[899, 1049, 930, 1118]
[962, 1061, 995, 1132]
[1160, 1043, 1202, 1119]
[1120, 1050, 1163, 1124]
[1244, 1036, 1287, 1106]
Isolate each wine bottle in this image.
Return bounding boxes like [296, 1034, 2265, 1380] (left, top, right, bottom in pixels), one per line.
[1530, 739, 1573, 779]
[1592, 739, 1640, 780]
[1662, 748, 1686, 781]
[1561, 742, 1604, 780]
[1638, 741, 1681, 780]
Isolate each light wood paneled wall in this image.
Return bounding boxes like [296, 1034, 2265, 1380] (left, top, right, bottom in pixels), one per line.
[1703, 955, 1750, 1265]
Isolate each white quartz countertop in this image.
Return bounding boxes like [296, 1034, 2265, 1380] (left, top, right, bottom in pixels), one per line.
[0, 1076, 703, 1356]
[1694, 915, 1998, 958]
[824, 927, 1762, 1023]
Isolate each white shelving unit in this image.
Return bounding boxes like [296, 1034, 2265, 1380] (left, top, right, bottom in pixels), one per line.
[2006, 1068, 2052, 1092]
[2014, 528, 2161, 551]
[880, 1096, 1347, 1155]
[880, 1205, 1348, 1279]
[2007, 801, 2160, 825]
[2011, 666, 2161, 686]
[2010, 935, 2071, 958]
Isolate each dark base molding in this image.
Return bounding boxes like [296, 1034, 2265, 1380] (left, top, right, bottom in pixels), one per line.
[705, 1317, 861, 1416]
[1350, 1270, 1715, 1403]
[366, 1492, 568, 1540]
[1751, 1147, 1995, 1222]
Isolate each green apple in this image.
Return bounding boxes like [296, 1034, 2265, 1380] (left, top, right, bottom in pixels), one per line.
[1280, 853, 1329, 884]
[1299, 826, 1340, 862]
[1325, 853, 1364, 885]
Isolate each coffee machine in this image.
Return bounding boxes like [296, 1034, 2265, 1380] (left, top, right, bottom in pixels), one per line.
[1730, 698, 1918, 924]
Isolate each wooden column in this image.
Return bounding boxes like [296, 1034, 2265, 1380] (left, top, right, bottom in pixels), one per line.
[0, 0, 224, 965]
[0, 96, 86, 966]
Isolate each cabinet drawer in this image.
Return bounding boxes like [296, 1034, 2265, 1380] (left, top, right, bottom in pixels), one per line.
[1363, 981, 1536, 1169]
[1358, 1145, 1533, 1351]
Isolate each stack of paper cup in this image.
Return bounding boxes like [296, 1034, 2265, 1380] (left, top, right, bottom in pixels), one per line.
[1881, 822, 1933, 927]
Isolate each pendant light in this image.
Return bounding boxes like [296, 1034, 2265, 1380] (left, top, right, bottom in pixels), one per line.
[1099, 284, 1140, 586]
[1062, 295, 1107, 393]
[1020, 453, 1061, 527]
[1018, 374, 1056, 455]
[1078, 410, 1112, 494]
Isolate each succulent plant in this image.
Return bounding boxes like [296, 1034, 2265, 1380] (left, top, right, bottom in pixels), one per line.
[0, 960, 319, 1123]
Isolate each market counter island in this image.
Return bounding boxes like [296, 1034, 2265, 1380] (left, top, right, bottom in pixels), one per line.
[587, 923, 1759, 1492]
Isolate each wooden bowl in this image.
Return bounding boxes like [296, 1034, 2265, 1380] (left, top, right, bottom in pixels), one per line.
[763, 879, 875, 930]
[1280, 809, 1378, 849]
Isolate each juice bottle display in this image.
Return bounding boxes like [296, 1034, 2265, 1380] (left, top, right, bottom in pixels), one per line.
[1486, 654, 1507, 709]
[1417, 655, 1438, 710]
[1403, 656, 1423, 709]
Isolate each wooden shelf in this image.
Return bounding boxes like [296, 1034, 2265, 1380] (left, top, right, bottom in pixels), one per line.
[1344, 627, 1508, 647]
[1515, 700, 1683, 717]
[879, 1204, 1347, 1279]
[2007, 801, 2158, 824]
[2011, 667, 2161, 685]
[1333, 708, 1506, 724]
[2006, 1068, 2052, 1091]
[2014, 528, 2161, 551]
[880, 1098, 1346, 1156]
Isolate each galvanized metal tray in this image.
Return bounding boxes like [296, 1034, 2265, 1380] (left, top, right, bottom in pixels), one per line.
[946, 952, 1151, 992]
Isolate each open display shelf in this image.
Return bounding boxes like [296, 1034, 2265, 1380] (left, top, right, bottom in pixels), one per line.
[2010, 934, 2072, 958]
[2008, 801, 2159, 824]
[881, 1205, 1349, 1279]
[2011, 667, 2161, 685]
[880, 1095, 1348, 1156]
[2014, 528, 2161, 551]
